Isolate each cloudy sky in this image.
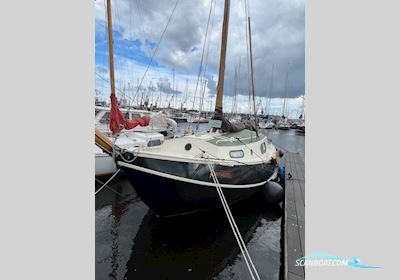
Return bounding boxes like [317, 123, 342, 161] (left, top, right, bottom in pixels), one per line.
[95, 0, 304, 117]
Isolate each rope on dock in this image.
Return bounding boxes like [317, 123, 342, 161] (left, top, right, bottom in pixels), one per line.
[95, 169, 121, 195]
[207, 163, 261, 280]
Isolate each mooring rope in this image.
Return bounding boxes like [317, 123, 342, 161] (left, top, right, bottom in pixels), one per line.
[207, 163, 261, 280]
[95, 178, 123, 196]
[95, 169, 121, 195]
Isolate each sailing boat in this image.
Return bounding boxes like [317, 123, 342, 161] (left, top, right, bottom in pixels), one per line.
[113, 0, 281, 217]
[296, 96, 305, 135]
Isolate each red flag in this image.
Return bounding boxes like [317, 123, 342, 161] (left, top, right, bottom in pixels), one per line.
[109, 92, 125, 134]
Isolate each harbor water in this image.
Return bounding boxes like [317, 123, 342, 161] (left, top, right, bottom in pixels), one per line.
[96, 124, 304, 280]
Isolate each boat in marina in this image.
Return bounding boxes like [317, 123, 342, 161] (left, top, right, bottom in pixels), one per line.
[95, 129, 168, 178]
[229, 114, 242, 122]
[295, 119, 305, 135]
[276, 118, 291, 130]
[95, 106, 177, 178]
[96, 106, 177, 137]
[95, 145, 117, 178]
[295, 125, 305, 135]
[187, 113, 209, 123]
[295, 98, 305, 135]
[259, 119, 275, 129]
[100, 0, 281, 216]
[171, 112, 189, 123]
[115, 127, 280, 216]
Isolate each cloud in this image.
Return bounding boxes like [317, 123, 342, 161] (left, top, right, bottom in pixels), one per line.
[157, 77, 182, 95]
[95, 0, 304, 112]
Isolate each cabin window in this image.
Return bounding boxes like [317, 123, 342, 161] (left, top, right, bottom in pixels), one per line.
[147, 139, 162, 147]
[260, 142, 266, 154]
[229, 150, 244, 158]
[131, 113, 141, 119]
[99, 112, 110, 124]
[124, 112, 129, 119]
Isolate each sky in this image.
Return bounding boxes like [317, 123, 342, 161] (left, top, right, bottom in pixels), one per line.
[95, 0, 305, 117]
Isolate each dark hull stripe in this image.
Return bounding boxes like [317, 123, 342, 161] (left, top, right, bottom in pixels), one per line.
[119, 157, 275, 216]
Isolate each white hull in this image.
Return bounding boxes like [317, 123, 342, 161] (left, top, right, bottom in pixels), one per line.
[95, 131, 166, 177]
[258, 121, 274, 129]
[187, 117, 208, 123]
[95, 147, 116, 177]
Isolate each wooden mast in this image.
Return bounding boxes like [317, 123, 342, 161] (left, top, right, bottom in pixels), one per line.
[106, 0, 116, 95]
[95, 0, 116, 155]
[215, 0, 230, 113]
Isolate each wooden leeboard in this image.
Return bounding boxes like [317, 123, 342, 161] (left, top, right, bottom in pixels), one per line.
[284, 153, 305, 280]
[95, 128, 114, 155]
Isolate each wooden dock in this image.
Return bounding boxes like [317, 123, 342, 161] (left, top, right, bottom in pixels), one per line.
[283, 152, 305, 280]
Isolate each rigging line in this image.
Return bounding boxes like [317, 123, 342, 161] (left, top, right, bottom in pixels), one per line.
[96, 71, 134, 102]
[190, 141, 257, 167]
[235, 136, 266, 163]
[199, 1, 215, 92]
[135, 2, 163, 108]
[124, 1, 136, 107]
[137, 0, 148, 35]
[188, 0, 215, 132]
[193, 0, 215, 129]
[133, 0, 180, 107]
[235, 57, 242, 117]
[192, 0, 215, 111]
[267, 64, 274, 116]
[231, 66, 237, 115]
[96, 71, 148, 107]
[112, 1, 124, 94]
[247, 16, 259, 137]
[196, 79, 208, 130]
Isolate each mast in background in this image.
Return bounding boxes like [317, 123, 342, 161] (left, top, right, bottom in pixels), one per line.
[282, 72, 288, 117]
[266, 64, 274, 117]
[247, 16, 258, 136]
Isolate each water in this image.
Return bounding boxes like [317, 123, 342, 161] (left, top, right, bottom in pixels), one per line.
[95, 126, 304, 280]
[265, 129, 305, 162]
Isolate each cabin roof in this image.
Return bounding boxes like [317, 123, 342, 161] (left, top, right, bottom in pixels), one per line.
[206, 129, 263, 147]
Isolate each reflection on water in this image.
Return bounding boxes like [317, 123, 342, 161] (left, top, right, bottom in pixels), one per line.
[215, 218, 282, 280]
[96, 179, 149, 280]
[95, 127, 304, 280]
[96, 180, 282, 280]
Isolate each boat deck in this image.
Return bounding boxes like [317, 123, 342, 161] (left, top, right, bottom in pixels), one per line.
[284, 152, 305, 280]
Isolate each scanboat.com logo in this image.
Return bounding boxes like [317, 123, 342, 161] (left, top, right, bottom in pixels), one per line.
[296, 253, 382, 269]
